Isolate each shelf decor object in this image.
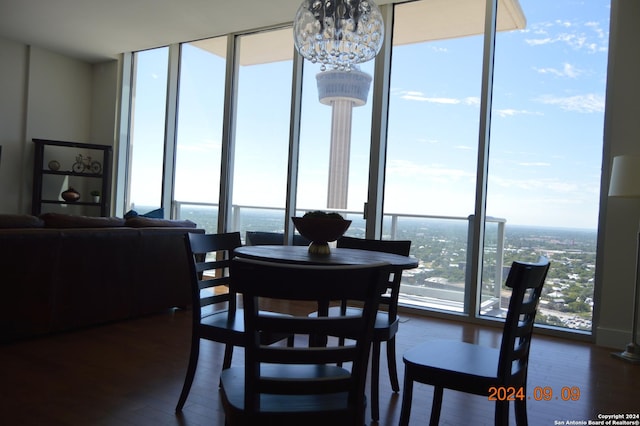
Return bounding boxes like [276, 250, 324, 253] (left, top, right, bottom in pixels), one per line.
[293, 0, 384, 72]
[48, 160, 60, 171]
[608, 155, 640, 364]
[61, 187, 81, 203]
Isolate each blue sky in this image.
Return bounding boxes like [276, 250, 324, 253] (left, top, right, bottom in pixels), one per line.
[378, 0, 610, 229]
[130, 0, 610, 230]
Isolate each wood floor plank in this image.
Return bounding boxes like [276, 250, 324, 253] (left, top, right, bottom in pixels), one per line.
[1, 308, 638, 425]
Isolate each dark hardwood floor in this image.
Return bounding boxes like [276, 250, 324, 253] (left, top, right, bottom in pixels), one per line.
[1, 306, 638, 425]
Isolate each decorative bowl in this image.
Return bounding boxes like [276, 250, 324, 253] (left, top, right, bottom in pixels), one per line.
[61, 187, 81, 203]
[292, 216, 352, 254]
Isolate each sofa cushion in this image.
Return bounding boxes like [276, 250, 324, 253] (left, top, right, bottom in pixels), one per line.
[125, 216, 196, 228]
[40, 213, 126, 228]
[0, 214, 45, 228]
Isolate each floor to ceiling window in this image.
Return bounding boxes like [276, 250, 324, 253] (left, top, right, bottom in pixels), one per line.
[480, 0, 609, 331]
[173, 37, 227, 233]
[127, 47, 169, 214]
[384, 0, 487, 312]
[121, 0, 610, 335]
[229, 28, 294, 238]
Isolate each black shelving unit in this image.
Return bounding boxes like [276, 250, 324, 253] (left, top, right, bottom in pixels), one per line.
[32, 138, 112, 216]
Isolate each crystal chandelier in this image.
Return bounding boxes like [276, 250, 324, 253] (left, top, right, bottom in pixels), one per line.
[293, 0, 384, 71]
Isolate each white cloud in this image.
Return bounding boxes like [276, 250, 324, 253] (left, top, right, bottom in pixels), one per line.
[464, 97, 480, 106]
[586, 21, 606, 39]
[525, 37, 552, 46]
[524, 19, 608, 53]
[396, 90, 479, 106]
[495, 109, 541, 118]
[534, 63, 581, 78]
[400, 92, 460, 104]
[535, 93, 605, 113]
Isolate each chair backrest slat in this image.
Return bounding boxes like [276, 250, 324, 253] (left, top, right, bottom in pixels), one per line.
[245, 231, 310, 246]
[184, 232, 242, 320]
[259, 345, 358, 365]
[498, 256, 550, 382]
[231, 258, 391, 418]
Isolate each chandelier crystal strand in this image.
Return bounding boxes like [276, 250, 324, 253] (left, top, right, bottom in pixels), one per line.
[294, 0, 384, 71]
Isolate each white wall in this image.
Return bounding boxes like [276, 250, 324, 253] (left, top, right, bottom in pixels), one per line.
[0, 38, 29, 214]
[90, 61, 119, 147]
[0, 39, 118, 215]
[596, 0, 640, 348]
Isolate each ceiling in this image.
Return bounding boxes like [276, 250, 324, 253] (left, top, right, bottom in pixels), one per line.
[0, 0, 524, 64]
[0, 0, 306, 63]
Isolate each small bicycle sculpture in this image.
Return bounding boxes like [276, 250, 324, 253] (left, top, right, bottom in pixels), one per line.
[72, 154, 102, 174]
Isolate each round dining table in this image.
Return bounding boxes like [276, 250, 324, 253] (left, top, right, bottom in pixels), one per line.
[234, 245, 418, 270]
[234, 244, 418, 347]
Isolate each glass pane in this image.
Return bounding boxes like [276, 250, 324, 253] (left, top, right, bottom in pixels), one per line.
[231, 28, 293, 241]
[385, 0, 485, 313]
[296, 60, 375, 234]
[482, 0, 610, 332]
[174, 38, 227, 233]
[128, 47, 169, 214]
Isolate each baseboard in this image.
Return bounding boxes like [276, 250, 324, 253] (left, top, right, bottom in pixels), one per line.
[596, 325, 637, 349]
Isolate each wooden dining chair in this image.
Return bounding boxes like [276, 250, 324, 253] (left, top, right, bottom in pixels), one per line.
[309, 236, 412, 422]
[245, 230, 310, 246]
[175, 232, 293, 412]
[219, 258, 392, 426]
[399, 256, 550, 426]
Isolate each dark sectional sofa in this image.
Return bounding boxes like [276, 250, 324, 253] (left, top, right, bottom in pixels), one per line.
[0, 213, 203, 343]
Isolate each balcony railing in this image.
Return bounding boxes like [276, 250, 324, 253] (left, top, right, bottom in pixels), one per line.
[173, 201, 507, 315]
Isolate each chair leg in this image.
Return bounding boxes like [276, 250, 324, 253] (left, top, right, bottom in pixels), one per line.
[175, 337, 200, 412]
[222, 344, 234, 370]
[337, 336, 346, 367]
[386, 336, 400, 392]
[400, 367, 417, 426]
[429, 386, 443, 426]
[495, 400, 509, 426]
[429, 386, 444, 426]
[514, 398, 528, 426]
[371, 341, 381, 421]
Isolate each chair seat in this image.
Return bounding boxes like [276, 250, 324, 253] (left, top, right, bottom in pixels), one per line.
[200, 309, 293, 346]
[201, 309, 290, 329]
[403, 340, 503, 393]
[220, 365, 359, 424]
[200, 309, 243, 330]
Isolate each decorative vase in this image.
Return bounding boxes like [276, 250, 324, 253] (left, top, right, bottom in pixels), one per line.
[61, 187, 81, 203]
[92, 196, 100, 203]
